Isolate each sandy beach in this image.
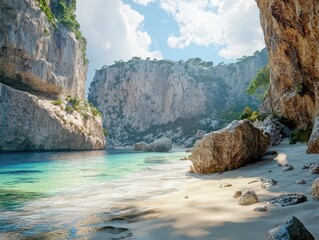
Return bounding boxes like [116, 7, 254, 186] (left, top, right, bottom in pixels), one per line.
[117, 141, 319, 240]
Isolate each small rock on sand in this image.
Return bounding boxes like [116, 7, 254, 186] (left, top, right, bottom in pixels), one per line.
[220, 183, 232, 188]
[296, 179, 306, 184]
[248, 180, 259, 184]
[261, 178, 278, 189]
[282, 165, 293, 172]
[311, 178, 319, 199]
[238, 190, 258, 205]
[253, 206, 268, 212]
[233, 191, 242, 199]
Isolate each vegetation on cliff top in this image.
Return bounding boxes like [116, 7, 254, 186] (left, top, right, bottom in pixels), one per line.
[36, 0, 88, 64]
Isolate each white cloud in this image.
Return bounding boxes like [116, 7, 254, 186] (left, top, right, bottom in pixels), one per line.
[132, 0, 156, 6]
[77, 0, 162, 87]
[159, 0, 265, 59]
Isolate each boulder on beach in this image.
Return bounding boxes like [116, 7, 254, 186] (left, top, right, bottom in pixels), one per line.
[263, 216, 314, 240]
[142, 138, 172, 152]
[238, 190, 258, 205]
[190, 120, 270, 174]
[133, 142, 147, 151]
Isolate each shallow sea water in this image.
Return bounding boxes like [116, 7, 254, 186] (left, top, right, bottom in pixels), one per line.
[0, 149, 191, 239]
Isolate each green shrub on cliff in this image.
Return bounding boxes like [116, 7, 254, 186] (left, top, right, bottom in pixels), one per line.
[239, 106, 268, 122]
[246, 66, 270, 100]
[290, 130, 311, 144]
[36, 0, 88, 64]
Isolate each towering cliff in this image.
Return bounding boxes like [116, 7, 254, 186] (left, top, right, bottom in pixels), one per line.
[256, 0, 319, 153]
[0, 0, 105, 151]
[89, 50, 268, 147]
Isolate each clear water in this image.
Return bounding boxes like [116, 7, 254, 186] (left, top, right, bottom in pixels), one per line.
[0, 149, 190, 239]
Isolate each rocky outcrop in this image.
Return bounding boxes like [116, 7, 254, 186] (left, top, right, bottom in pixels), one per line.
[190, 120, 270, 174]
[89, 50, 268, 147]
[260, 115, 290, 146]
[256, 1, 319, 151]
[142, 138, 172, 152]
[0, 0, 87, 97]
[0, 83, 105, 151]
[0, 0, 105, 151]
[263, 216, 314, 240]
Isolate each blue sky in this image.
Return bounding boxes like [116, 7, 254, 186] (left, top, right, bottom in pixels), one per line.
[76, 0, 265, 93]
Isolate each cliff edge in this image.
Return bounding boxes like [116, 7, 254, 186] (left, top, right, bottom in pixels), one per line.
[0, 0, 105, 151]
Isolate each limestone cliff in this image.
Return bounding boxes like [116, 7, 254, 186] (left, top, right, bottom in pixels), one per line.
[0, 0, 106, 151]
[256, 0, 319, 152]
[89, 50, 268, 147]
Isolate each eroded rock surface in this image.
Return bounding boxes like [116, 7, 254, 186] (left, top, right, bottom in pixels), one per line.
[256, 0, 319, 153]
[260, 116, 290, 146]
[190, 120, 270, 174]
[0, 0, 87, 97]
[0, 0, 105, 151]
[267, 194, 307, 207]
[0, 83, 105, 151]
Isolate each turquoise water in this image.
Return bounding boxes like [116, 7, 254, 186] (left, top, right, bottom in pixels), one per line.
[0, 149, 190, 239]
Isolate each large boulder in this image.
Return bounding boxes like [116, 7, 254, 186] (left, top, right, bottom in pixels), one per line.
[143, 138, 172, 152]
[261, 115, 290, 146]
[263, 216, 314, 240]
[190, 120, 270, 174]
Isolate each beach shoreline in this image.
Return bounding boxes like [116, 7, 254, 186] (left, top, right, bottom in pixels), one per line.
[123, 141, 319, 239]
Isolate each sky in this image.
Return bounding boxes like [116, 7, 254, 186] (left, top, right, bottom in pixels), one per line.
[76, 0, 265, 93]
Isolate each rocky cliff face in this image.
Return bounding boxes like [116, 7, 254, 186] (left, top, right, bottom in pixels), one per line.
[0, 0, 86, 97]
[0, 0, 106, 152]
[89, 50, 268, 147]
[256, 0, 319, 153]
[256, 0, 319, 130]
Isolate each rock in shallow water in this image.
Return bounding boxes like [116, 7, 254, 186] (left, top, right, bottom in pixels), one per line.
[238, 190, 258, 206]
[267, 194, 307, 207]
[190, 120, 270, 174]
[263, 216, 314, 240]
